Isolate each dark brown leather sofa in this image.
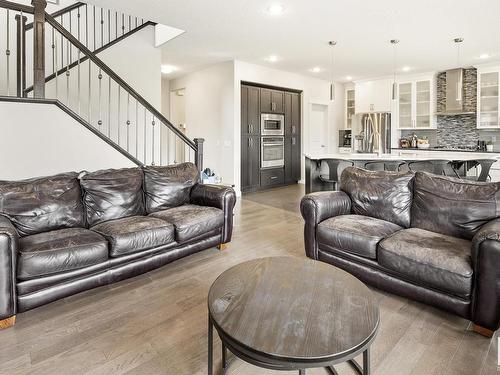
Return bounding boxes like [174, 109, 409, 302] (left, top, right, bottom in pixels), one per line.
[0, 163, 236, 328]
[301, 166, 500, 338]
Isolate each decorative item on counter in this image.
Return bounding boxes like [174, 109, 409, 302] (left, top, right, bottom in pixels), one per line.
[202, 168, 222, 184]
[486, 141, 494, 152]
[399, 138, 410, 148]
[477, 140, 487, 151]
[410, 133, 418, 148]
[417, 137, 430, 149]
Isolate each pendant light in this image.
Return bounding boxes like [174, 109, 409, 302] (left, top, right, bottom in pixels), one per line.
[391, 39, 399, 100]
[329, 41, 337, 101]
[454, 38, 464, 102]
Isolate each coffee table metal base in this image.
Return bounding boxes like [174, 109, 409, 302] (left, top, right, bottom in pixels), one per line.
[208, 315, 371, 375]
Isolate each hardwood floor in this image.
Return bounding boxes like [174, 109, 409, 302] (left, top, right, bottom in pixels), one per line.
[0, 184, 498, 375]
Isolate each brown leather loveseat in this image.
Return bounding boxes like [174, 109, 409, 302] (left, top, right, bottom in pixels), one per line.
[301, 166, 500, 337]
[0, 162, 236, 328]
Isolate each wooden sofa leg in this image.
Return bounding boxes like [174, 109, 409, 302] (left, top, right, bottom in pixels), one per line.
[473, 324, 494, 338]
[0, 316, 16, 329]
[217, 243, 229, 251]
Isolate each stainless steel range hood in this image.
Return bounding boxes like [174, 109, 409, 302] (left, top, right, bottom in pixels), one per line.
[436, 68, 475, 115]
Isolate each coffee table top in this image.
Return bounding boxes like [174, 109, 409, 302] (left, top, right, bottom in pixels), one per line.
[208, 257, 379, 364]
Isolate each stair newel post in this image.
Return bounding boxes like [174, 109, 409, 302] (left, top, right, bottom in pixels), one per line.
[15, 14, 27, 98]
[194, 138, 205, 176]
[31, 0, 47, 98]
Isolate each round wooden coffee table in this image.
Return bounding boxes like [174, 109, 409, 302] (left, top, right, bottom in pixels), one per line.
[207, 257, 379, 375]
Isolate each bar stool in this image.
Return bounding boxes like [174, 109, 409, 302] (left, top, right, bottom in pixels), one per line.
[407, 159, 460, 178]
[465, 159, 497, 182]
[319, 159, 355, 190]
[364, 160, 406, 172]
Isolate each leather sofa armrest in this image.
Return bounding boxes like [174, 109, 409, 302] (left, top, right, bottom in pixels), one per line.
[471, 218, 500, 331]
[0, 215, 18, 320]
[190, 184, 237, 244]
[300, 191, 351, 260]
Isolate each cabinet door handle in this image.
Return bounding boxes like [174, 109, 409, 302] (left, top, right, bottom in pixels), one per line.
[248, 124, 251, 133]
[270, 176, 278, 180]
[292, 137, 296, 146]
[292, 125, 296, 134]
[248, 138, 251, 148]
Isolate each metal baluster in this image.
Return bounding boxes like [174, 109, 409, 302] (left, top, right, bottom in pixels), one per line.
[141, 18, 144, 25]
[117, 86, 121, 145]
[128, 15, 131, 32]
[100, 8, 103, 48]
[126, 93, 130, 151]
[88, 59, 91, 123]
[167, 127, 171, 164]
[122, 13, 125, 36]
[144, 108, 147, 163]
[85, 4, 88, 48]
[108, 10, 111, 44]
[108, 77, 111, 137]
[151, 116, 155, 165]
[60, 16, 63, 70]
[135, 101, 139, 157]
[68, 10, 72, 63]
[135, 17, 137, 28]
[77, 8, 81, 113]
[115, 12, 117, 40]
[5, 9, 10, 96]
[160, 124, 163, 165]
[98, 70, 102, 131]
[93, 5, 96, 51]
[66, 37, 70, 105]
[174, 133, 177, 163]
[52, 26, 57, 98]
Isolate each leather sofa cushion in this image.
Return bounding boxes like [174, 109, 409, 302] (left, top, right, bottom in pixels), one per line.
[149, 204, 224, 243]
[317, 214, 402, 259]
[18, 228, 108, 280]
[143, 163, 199, 214]
[91, 216, 175, 257]
[411, 172, 500, 240]
[0, 172, 85, 236]
[378, 228, 473, 299]
[340, 167, 414, 228]
[80, 168, 145, 227]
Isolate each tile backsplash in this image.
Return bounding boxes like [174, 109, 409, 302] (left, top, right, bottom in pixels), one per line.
[399, 68, 500, 150]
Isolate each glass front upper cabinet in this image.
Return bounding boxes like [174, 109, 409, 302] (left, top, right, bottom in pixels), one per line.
[478, 71, 499, 128]
[397, 78, 434, 129]
[345, 89, 355, 129]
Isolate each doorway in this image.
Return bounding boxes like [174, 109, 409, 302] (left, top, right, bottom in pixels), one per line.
[170, 88, 187, 163]
[309, 103, 329, 155]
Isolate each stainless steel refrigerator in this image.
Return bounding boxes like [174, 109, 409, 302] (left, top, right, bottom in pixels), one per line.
[355, 113, 392, 154]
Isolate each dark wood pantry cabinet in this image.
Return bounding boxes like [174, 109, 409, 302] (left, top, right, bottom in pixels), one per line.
[241, 83, 302, 192]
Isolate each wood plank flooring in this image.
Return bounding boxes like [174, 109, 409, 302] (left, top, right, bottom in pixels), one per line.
[0, 184, 498, 375]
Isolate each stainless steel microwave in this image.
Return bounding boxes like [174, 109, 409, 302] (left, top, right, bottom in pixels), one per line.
[261, 113, 284, 136]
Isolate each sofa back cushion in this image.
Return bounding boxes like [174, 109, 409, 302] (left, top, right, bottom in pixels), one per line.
[143, 162, 199, 213]
[0, 172, 85, 236]
[411, 172, 500, 239]
[80, 167, 145, 226]
[340, 167, 414, 228]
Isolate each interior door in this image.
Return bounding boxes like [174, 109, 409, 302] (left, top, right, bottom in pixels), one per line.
[309, 103, 329, 155]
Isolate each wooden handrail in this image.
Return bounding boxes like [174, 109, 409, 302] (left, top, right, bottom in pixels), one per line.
[25, 1, 85, 30]
[44, 13, 196, 150]
[0, 0, 34, 14]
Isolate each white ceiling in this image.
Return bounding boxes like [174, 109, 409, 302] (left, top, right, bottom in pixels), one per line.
[86, 0, 500, 81]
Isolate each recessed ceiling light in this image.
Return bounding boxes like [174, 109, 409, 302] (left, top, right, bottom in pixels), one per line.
[402, 66, 411, 72]
[311, 67, 321, 73]
[266, 4, 285, 16]
[346, 76, 353, 81]
[267, 55, 278, 62]
[161, 65, 177, 74]
[479, 53, 490, 59]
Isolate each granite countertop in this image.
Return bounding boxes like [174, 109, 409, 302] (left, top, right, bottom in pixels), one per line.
[392, 147, 500, 154]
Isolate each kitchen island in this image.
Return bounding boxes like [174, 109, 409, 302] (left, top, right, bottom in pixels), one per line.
[304, 151, 500, 193]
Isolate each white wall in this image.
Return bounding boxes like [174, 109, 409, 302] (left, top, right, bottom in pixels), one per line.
[234, 60, 343, 191]
[169, 61, 235, 183]
[0, 101, 135, 180]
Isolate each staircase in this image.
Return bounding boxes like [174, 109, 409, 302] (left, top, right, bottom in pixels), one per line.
[0, 0, 203, 169]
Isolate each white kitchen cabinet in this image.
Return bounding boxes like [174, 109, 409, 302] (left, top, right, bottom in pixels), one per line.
[355, 79, 392, 113]
[477, 67, 500, 129]
[344, 88, 355, 129]
[396, 77, 435, 129]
